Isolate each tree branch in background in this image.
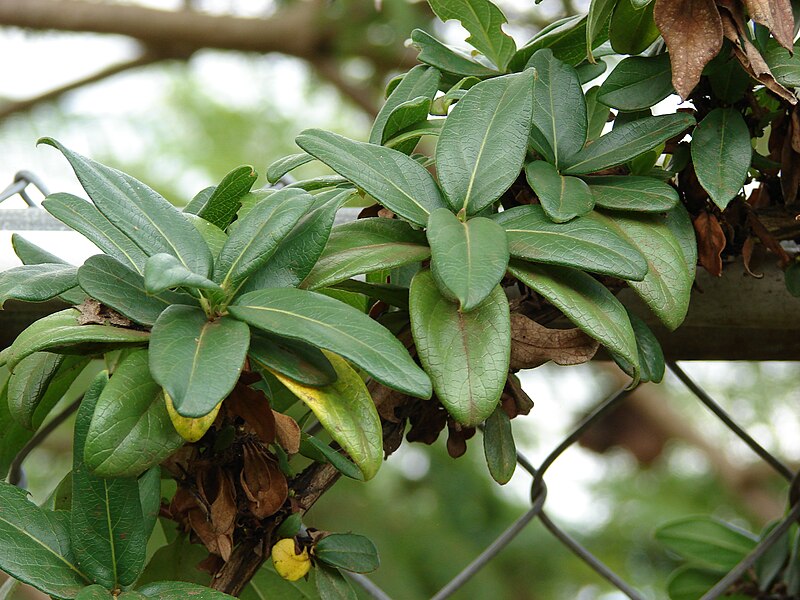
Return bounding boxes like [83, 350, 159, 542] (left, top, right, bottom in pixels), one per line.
[312, 58, 381, 117]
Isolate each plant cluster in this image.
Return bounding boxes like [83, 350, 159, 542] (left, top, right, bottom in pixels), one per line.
[0, 0, 798, 597]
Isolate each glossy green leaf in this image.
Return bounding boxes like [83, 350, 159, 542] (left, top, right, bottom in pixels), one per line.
[296, 129, 446, 227]
[79, 255, 194, 326]
[230, 288, 431, 399]
[764, 40, 800, 87]
[144, 253, 219, 294]
[584, 175, 678, 212]
[483, 405, 516, 484]
[656, 517, 758, 571]
[562, 113, 695, 175]
[427, 209, 509, 310]
[304, 218, 430, 291]
[248, 331, 337, 387]
[691, 108, 751, 210]
[509, 261, 639, 376]
[587, 0, 616, 61]
[299, 433, 363, 480]
[314, 534, 379, 573]
[525, 161, 594, 223]
[708, 58, 751, 103]
[665, 203, 697, 279]
[510, 15, 594, 70]
[267, 153, 315, 184]
[136, 534, 209, 588]
[241, 564, 313, 600]
[437, 70, 533, 214]
[214, 187, 315, 293]
[428, 0, 516, 70]
[72, 372, 147, 589]
[283, 176, 350, 192]
[370, 65, 441, 145]
[85, 350, 183, 477]
[585, 87, 611, 142]
[11, 235, 84, 304]
[137, 581, 236, 599]
[609, 0, 659, 54]
[185, 166, 257, 229]
[0, 381, 35, 479]
[597, 53, 673, 111]
[494, 205, 648, 280]
[594, 211, 693, 330]
[8, 352, 88, 430]
[0, 264, 78, 308]
[330, 279, 410, 310]
[612, 309, 665, 383]
[315, 564, 357, 600]
[410, 270, 509, 426]
[0, 484, 89, 600]
[242, 189, 354, 292]
[6, 309, 149, 371]
[527, 50, 587, 168]
[184, 214, 228, 259]
[43, 192, 148, 274]
[76, 584, 113, 599]
[267, 351, 381, 480]
[666, 567, 726, 600]
[410, 29, 499, 78]
[39, 138, 212, 278]
[575, 59, 607, 83]
[379, 97, 431, 150]
[149, 306, 249, 417]
[138, 466, 162, 541]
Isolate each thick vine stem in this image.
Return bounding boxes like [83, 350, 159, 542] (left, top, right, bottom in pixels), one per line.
[210, 538, 268, 596]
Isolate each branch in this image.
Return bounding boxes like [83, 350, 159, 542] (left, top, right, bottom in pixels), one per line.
[312, 58, 380, 118]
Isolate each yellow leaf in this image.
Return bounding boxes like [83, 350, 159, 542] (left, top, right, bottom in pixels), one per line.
[165, 391, 221, 442]
[271, 538, 311, 581]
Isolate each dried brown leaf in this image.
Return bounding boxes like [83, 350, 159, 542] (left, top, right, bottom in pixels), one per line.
[741, 236, 765, 278]
[654, 0, 723, 99]
[227, 383, 275, 444]
[406, 399, 447, 445]
[747, 211, 792, 265]
[792, 107, 800, 154]
[693, 212, 726, 276]
[743, 0, 795, 51]
[510, 313, 599, 369]
[77, 298, 133, 327]
[272, 410, 301, 454]
[782, 125, 800, 205]
[240, 442, 288, 519]
[502, 374, 534, 419]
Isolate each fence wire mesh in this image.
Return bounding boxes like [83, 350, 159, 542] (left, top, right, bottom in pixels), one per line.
[347, 362, 800, 600]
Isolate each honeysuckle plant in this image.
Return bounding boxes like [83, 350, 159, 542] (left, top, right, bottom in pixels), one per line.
[1, 0, 799, 597]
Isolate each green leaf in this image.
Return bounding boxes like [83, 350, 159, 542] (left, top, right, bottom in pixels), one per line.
[764, 40, 800, 87]
[527, 50, 587, 168]
[272, 350, 383, 480]
[593, 211, 694, 330]
[185, 166, 257, 229]
[241, 564, 313, 600]
[562, 113, 695, 175]
[786, 262, 800, 297]
[427, 209, 509, 310]
[584, 175, 679, 212]
[410, 29, 499, 78]
[136, 534, 209, 587]
[494, 205, 648, 281]
[0, 264, 78, 308]
[85, 350, 184, 477]
[587, 0, 616, 61]
[314, 534, 380, 573]
[8, 352, 88, 430]
[144, 254, 219, 294]
[509, 261, 639, 377]
[612, 309, 665, 383]
[609, 0, 659, 54]
[0, 482, 89, 597]
[241, 189, 354, 292]
[267, 153, 315, 184]
[708, 58, 751, 103]
[299, 433, 363, 480]
[410, 270, 509, 426]
[755, 521, 791, 592]
[184, 214, 228, 259]
[597, 53, 674, 111]
[231, 288, 431, 399]
[149, 306, 250, 417]
[510, 15, 595, 70]
[39, 138, 212, 278]
[78, 255, 194, 326]
[11, 235, 84, 304]
[303, 218, 430, 291]
[248, 331, 337, 387]
[427, 0, 516, 70]
[656, 517, 758, 571]
[437, 70, 533, 214]
[72, 372, 147, 589]
[666, 567, 725, 600]
[283, 176, 350, 192]
[6, 309, 149, 371]
[575, 59, 607, 84]
[76, 585, 113, 599]
[525, 161, 594, 223]
[585, 87, 611, 142]
[138, 466, 162, 542]
[214, 187, 315, 294]
[691, 108, 751, 210]
[296, 129, 446, 227]
[483, 405, 516, 484]
[0, 382, 35, 479]
[665, 203, 697, 279]
[314, 564, 357, 600]
[330, 280, 410, 310]
[378, 97, 431, 151]
[43, 192, 148, 275]
[370, 65, 441, 146]
[137, 581, 236, 599]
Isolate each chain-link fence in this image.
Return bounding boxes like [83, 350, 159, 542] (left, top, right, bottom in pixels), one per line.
[3, 174, 798, 600]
